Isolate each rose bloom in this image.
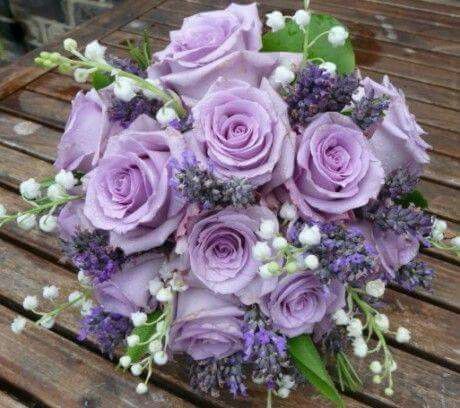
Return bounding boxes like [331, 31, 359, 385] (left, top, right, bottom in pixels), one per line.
[170, 288, 244, 360]
[94, 252, 164, 316]
[57, 200, 93, 241]
[55, 89, 121, 172]
[352, 220, 419, 279]
[189, 77, 295, 190]
[187, 206, 278, 304]
[261, 272, 344, 337]
[285, 112, 384, 219]
[362, 76, 430, 176]
[154, 3, 261, 74]
[84, 115, 187, 255]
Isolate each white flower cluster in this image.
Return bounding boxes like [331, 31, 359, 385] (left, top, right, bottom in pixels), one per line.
[252, 204, 321, 279]
[265, 7, 311, 33]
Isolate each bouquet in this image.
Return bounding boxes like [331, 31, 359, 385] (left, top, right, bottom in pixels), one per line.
[4, 1, 459, 406]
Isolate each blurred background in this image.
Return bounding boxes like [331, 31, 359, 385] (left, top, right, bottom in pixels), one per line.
[0, 0, 124, 65]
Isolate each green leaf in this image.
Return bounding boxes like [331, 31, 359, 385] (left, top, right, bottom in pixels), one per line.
[262, 20, 304, 52]
[306, 14, 355, 74]
[125, 310, 161, 363]
[288, 335, 344, 408]
[396, 189, 428, 209]
[92, 70, 114, 90]
[336, 352, 362, 392]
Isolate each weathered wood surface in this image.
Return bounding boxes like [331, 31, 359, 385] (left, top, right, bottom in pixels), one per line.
[0, 0, 458, 407]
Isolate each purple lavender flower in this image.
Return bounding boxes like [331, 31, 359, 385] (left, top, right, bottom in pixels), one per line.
[188, 353, 247, 398]
[108, 56, 147, 78]
[78, 306, 132, 357]
[380, 168, 419, 200]
[169, 151, 255, 209]
[394, 260, 435, 291]
[286, 63, 359, 126]
[63, 229, 125, 284]
[351, 89, 390, 132]
[108, 94, 162, 129]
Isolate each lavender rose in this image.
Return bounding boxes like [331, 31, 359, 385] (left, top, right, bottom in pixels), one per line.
[154, 3, 261, 74]
[362, 76, 430, 176]
[170, 288, 244, 360]
[55, 89, 121, 172]
[94, 252, 164, 316]
[189, 78, 295, 190]
[352, 220, 419, 279]
[187, 206, 278, 303]
[57, 200, 93, 241]
[261, 272, 340, 338]
[83, 115, 187, 255]
[285, 112, 384, 219]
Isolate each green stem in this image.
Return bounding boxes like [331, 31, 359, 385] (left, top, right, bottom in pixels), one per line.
[36, 290, 89, 326]
[305, 30, 331, 51]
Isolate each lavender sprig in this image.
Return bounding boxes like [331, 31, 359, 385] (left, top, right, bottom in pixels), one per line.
[380, 168, 419, 200]
[351, 89, 390, 132]
[169, 151, 255, 209]
[108, 94, 162, 128]
[394, 260, 435, 291]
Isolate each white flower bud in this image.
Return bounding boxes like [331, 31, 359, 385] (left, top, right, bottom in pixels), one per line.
[77, 270, 91, 286]
[279, 202, 297, 221]
[252, 241, 272, 261]
[304, 254, 319, 270]
[450, 236, 460, 248]
[375, 313, 389, 332]
[84, 40, 107, 62]
[384, 388, 394, 397]
[17, 214, 37, 231]
[395, 326, 411, 343]
[55, 170, 77, 190]
[352, 336, 368, 358]
[285, 261, 298, 274]
[298, 225, 321, 247]
[369, 361, 382, 374]
[0, 204, 6, 217]
[39, 214, 58, 233]
[23, 295, 38, 311]
[266, 261, 281, 275]
[272, 236, 288, 251]
[153, 350, 168, 365]
[68, 291, 84, 307]
[114, 77, 137, 102]
[252, 376, 265, 385]
[148, 340, 162, 354]
[39, 315, 55, 329]
[328, 26, 349, 47]
[156, 106, 178, 126]
[432, 219, 447, 241]
[332, 309, 349, 326]
[272, 66, 295, 87]
[20, 178, 41, 200]
[11, 316, 26, 334]
[258, 264, 273, 279]
[347, 318, 363, 338]
[365, 279, 386, 298]
[74, 68, 92, 83]
[80, 299, 93, 316]
[127, 334, 140, 347]
[42, 285, 59, 300]
[47, 184, 66, 200]
[131, 311, 148, 327]
[148, 279, 163, 296]
[372, 375, 382, 384]
[276, 387, 290, 399]
[259, 219, 278, 240]
[119, 355, 131, 368]
[389, 360, 397, 372]
[136, 383, 148, 395]
[130, 363, 143, 376]
[319, 61, 337, 75]
[63, 38, 77, 52]
[278, 374, 295, 390]
[292, 10, 311, 27]
[156, 287, 173, 303]
[266, 11, 285, 32]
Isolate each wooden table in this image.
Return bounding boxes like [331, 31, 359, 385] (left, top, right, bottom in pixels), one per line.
[0, 0, 458, 407]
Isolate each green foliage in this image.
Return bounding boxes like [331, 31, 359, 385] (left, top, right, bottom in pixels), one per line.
[396, 189, 428, 209]
[261, 14, 355, 74]
[125, 310, 161, 363]
[336, 352, 362, 392]
[127, 30, 153, 70]
[92, 70, 114, 90]
[288, 335, 344, 407]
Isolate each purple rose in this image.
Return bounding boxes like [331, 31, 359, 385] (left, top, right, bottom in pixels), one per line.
[170, 288, 244, 360]
[189, 78, 295, 190]
[83, 115, 187, 255]
[187, 206, 278, 303]
[55, 89, 121, 173]
[261, 272, 338, 338]
[285, 112, 384, 219]
[57, 200, 93, 241]
[94, 252, 164, 316]
[352, 220, 419, 279]
[154, 3, 261, 74]
[362, 76, 430, 176]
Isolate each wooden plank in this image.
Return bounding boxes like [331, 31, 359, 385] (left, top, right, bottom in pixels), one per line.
[0, 392, 27, 408]
[0, 305, 195, 408]
[419, 180, 460, 223]
[0, 0, 167, 100]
